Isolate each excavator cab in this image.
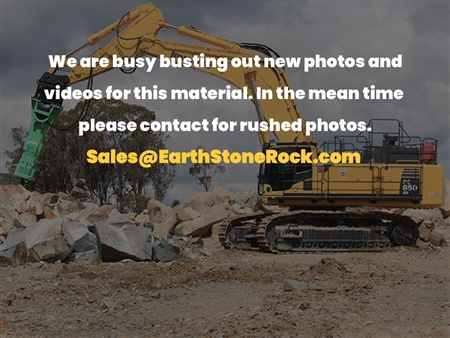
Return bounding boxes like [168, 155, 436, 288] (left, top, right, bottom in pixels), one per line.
[258, 143, 316, 195]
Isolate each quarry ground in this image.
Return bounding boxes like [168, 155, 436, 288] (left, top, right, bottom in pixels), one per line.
[1, 238, 449, 338]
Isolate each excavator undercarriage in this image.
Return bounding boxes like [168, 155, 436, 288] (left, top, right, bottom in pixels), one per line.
[218, 210, 419, 253]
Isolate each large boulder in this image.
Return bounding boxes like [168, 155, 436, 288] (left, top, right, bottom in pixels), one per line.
[56, 199, 79, 216]
[229, 204, 254, 216]
[17, 212, 37, 227]
[429, 228, 450, 247]
[212, 185, 232, 204]
[94, 221, 154, 262]
[74, 204, 124, 226]
[2, 185, 30, 211]
[0, 218, 70, 265]
[62, 221, 98, 253]
[174, 204, 228, 237]
[94, 221, 180, 262]
[401, 208, 443, 223]
[419, 221, 435, 242]
[25, 194, 43, 216]
[42, 204, 59, 219]
[151, 241, 182, 262]
[39, 193, 60, 206]
[70, 185, 89, 200]
[134, 213, 150, 225]
[233, 190, 259, 209]
[176, 207, 200, 222]
[0, 188, 18, 226]
[182, 196, 210, 214]
[143, 222, 169, 241]
[64, 251, 102, 265]
[147, 199, 177, 232]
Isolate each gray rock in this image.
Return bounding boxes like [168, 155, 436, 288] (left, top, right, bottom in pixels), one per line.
[192, 237, 204, 247]
[147, 199, 177, 232]
[199, 248, 213, 257]
[229, 204, 253, 215]
[2, 185, 31, 211]
[182, 197, 210, 215]
[57, 199, 79, 216]
[419, 221, 435, 242]
[0, 187, 19, 224]
[17, 212, 37, 227]
[0, 227, 28, 252]
[1, 219, 15, 236]
[102, 299, 117, 311]
[174, 204, 228, 237]
[142, 222, 169, 241]
[188, 192, 214, 207]
[233, 190, 259, 209]
[24, 219, 65, 249]
[122, 212, 137, 221]
[94, 221, 154, 262]
[63, 221, 98, 253]
[134, 213, 149, 225]
[211, 222, 224, 236]
[39, 193, 59, 205]
[176, 207, 200, 222]
[120, 258, 136, 263]
[0, 205, 18, 228]
[42, 204, 59, 219]
[1, 218, 70, 265]
[28, 235, 70, 263]
[57, 192, 71, 200]
[12, 241, 29, 266]
[283, 279, 310, 291]
[64, 251, 101, 265]
[429, 228, 449, 247]
[25, 195, 43, 216]
[75, 179, 86, 188]
[152, 241, 182, 262]
[147, 199, 176, 223]
[212, 186, 232, 203]
[402, 208, 443, 223]
[70, 186, 88, 200]
[76, 204, 125, 225]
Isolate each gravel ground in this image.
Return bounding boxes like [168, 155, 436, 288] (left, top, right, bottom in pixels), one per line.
[1, 238, 449, 338]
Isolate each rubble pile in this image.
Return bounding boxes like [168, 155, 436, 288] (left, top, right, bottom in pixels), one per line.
[0, 182, 265, 266]
[1, 178, 449, 266]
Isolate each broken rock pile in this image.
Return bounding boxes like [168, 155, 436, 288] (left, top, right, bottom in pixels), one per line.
[0, 184, 263, 266]
[1, 178, 449, 266]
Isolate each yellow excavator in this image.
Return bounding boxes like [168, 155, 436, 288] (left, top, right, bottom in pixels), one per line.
[16, 3, 443, 252]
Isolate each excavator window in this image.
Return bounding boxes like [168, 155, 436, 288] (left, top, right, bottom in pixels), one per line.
[264, 162, 312, 191]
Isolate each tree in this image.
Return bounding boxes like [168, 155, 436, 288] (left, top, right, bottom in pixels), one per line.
[188, 146, 225, 192]
[4, 126, 28, 175]
[5, 99, 176, 212]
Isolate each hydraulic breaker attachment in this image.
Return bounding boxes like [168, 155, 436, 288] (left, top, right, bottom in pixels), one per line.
[16, 72, 69, 180]
[15, 98, 63, 180]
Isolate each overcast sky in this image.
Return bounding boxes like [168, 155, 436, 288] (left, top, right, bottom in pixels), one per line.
[1, 0, 449, 204]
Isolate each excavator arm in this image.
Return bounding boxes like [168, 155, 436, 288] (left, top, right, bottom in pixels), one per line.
[16, 2, 313, 180]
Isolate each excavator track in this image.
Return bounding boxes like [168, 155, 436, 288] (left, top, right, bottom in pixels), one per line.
[218, 211, 419, 253]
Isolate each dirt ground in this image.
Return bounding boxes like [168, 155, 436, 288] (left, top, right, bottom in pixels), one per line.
[1, 238, 449, 338]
